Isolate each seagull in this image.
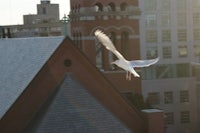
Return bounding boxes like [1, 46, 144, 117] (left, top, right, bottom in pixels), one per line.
[95, 30, 159, 80]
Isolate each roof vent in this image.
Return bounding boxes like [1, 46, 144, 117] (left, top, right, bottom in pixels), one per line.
[64, 59, 72, 67]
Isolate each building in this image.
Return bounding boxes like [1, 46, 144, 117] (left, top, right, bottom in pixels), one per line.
[23, 0, 59, 25]
[69, 0, 142, 94]
[1, 0, 67, 38]
[0, 37, 165, 133]
[139, 0, 200, 132]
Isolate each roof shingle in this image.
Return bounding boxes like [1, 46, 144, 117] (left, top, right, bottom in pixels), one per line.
[23, 74, 131, 133]
[0, 37, 64, 119]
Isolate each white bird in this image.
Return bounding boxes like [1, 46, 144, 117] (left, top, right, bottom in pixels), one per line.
[95, 30, 159, 80]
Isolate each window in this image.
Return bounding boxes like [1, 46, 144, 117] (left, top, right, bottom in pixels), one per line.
[156, 64, 175, 79]
[177, 13, 186, 26]
[164, 92, 173, 104]
[40, 27, 48, 32]
[162, 30, 171, 42]
[74, 4, 80, 13]
[195, 69, 200, 80]
[73, 31, 82, 50]
[177, 0, 186, 10]
[121, 32, 129, 59]
[144, 0, 157, 10]
[146, 46, 158, 59]
[109, 32, 117, 68]
[193, 0, 200, 8]
[161, 14, 170, 26]
[146, 30, 157, 43]
[165, 112, 174, 124]
[77, 32, 82, 49]
[193, 13, 200, 25]
[42, 7, 47, 14]
[120, 2, 127, 11]
[178, 29, 187, 41]
[176, 64, 190, 77]
[194, 45, 200, 56]
[110, 32, 117, 46]
[163, 46, 172, 58]
[161, 0, 170, 11]
[145, 14, 157, 27]
[78, 4, 81, 13]
[180, 90, 189, 103]
[180, 111, 190, 123]
[193, 29, 200, 40]
[108, 2, 116, 11]
[142, 67, 157, 79]
[94, 3, 103, 12]
[96, 40, 103, 69]
[178, 45, 187, 57]
[147, 92, 160, 105]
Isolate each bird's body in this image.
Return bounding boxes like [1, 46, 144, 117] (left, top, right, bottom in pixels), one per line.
[95, 30, 159, 80]
[112, 59, 140, 78]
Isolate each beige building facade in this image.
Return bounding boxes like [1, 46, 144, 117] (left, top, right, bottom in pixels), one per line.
[1, 0, 66, 38]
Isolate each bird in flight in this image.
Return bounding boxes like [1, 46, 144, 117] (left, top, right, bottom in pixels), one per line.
[95, 30, 159, 80]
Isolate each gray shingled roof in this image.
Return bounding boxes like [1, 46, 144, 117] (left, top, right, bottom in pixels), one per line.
[0, 37, 64, 119]
[23, 74, 131, 133]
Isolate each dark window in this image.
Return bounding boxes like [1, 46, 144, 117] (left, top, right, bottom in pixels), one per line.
[110, 32, 117, 60]
[42, 7, 46, 14]
[147, 92, 160, 105]
[121, 31, 129, 59]
[146, 46, 158, 59]
[165, 112, 174, 124]
[76, 32, 82, 49]
[108, 2, 116, 11]
[176, 63, 190, 77]
[94, 3, 103, 12]
[120, 2, 127, 11]
[163, 46, 172, 58]
[164, 92, 173, 104]
[180, 90, 189, 103]
[180, 111, 190, 123]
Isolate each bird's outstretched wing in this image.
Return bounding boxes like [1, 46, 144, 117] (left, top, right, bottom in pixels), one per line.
[130, 57, 159, 68]
[95, 30, 125, 61]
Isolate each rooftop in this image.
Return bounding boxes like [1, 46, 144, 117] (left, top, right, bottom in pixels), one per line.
[0, 36, 64, 119]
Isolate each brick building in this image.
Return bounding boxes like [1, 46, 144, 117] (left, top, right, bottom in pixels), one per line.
[69, 0, 141, 94]
[0, 37, 165, 133]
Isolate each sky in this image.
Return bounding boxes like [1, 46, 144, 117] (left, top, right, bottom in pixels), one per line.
[0, 0, 70, 25]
